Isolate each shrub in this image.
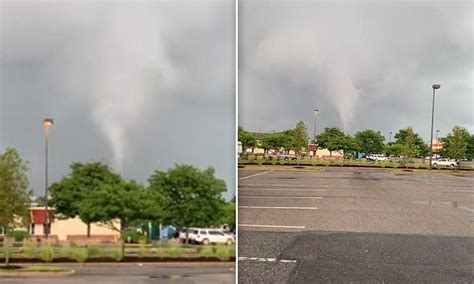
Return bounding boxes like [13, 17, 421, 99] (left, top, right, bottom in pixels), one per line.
[40, 245, 54, 262]
[167, 246, 180, 257]
[73, 247, 88, 263]
[111, 247, 123, 261]
[87, 245, 100, 258]
[123, 231, 150, 244]
[138, 247, 146, 258]
[199, 246, 215, 258]
[60, 243, 72, 258]
[216, 246, 232, 261]
[11, 230, 29, 242]
[2, 242, 13, 261]
[247, 154, 255, 161]
[23, 242, 38, 258]
[154, 246, 182, 257]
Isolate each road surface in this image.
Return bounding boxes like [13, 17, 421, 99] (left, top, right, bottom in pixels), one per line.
[1, 262, 235, 284]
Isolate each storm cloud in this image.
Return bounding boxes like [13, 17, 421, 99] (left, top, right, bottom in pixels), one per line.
[0, 0, 235, 198]
[239, 0, 473, 140]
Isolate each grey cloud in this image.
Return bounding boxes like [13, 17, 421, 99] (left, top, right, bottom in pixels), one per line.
[239, 0, 473, 138]
[1, 0, 235, 199]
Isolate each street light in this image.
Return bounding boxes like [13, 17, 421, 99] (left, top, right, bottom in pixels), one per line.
[436, 130, 440, 140]
[43, 118, 53, 238]
[429, 84, 440, 169]
[313, 109, 319, 140]
[389, 131, 392, 143]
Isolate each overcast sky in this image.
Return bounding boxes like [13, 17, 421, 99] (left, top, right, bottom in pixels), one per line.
[0, 0, 235, 199]
[239, 0, 473, 141]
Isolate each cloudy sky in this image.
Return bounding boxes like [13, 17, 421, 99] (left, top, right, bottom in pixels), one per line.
[239, 0, 473, 141]
[0, 0, 235, 199]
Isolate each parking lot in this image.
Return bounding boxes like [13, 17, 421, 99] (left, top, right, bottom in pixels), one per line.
[238, 166, 474, 283]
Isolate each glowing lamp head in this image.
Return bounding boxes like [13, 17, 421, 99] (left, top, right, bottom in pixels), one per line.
[43, 118, 54, 131]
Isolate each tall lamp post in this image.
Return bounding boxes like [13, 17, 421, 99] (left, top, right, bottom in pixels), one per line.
[436, 130, 440, 140]
[313, 109, 319, 140]
[43, 118, 54, 237]
[429, 84, 440, 169]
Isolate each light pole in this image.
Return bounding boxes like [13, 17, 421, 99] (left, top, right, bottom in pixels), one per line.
[436, 130, 440, 140]
[429, 84, 440, 169]
[43, 118, 53, 238]
[313, 109, 319, 140]
[389, 131, 392, 143]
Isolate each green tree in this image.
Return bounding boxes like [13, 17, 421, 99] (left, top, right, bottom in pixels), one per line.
[280, 129, 295, 153]
[0, 148, 31, 266]
[49, 162, 123, 238]
[219, 197, 235, 231]
[402, 126, 417, 162]
[384, 144, 404, 157]
[467, 134, 474, 161]
[238, 127, 256, 153]
[441, 126, 469, 161]
[394, 127, 428, 157]
[315, 127, 347, 156]
[341, 135, 360, 159]
[147, 164, 226, 244]
[260, 132, 283, 153]
[354, 129, 385, 155]
[85, 180, 149, 254]
[293, 121, 309, 166]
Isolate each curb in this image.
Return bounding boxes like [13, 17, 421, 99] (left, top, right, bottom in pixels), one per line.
[0, 269, 76, 278]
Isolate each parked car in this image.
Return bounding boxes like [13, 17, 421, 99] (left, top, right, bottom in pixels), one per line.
[432, 158, 458, 167]
[366, 154, 387, 161]
[193, 229, 235, 245]
[178, 228, 198, 243]
[265, 152, 297, 160]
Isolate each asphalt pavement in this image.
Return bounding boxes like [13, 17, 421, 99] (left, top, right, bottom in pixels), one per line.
[238, 166, 474, 283]
[0, 263, 235, 284]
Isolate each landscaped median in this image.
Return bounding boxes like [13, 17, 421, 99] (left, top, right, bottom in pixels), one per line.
[239, 157, 474, 171]
[0, 242, 236, 265]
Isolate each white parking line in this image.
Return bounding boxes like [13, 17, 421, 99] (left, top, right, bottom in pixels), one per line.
[240, 184, 329, 188]
[239, 206, 318, 210]
[239, 196, 323, 199]
[239, 188, 327, 192]
[238, 257, 297, 263]
[239, 224, 305, 229]
[239, 170, 273, 180]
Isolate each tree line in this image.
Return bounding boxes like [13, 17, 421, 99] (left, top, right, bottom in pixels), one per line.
[0, 147, 235, 247]
[239, 124, 474, 161]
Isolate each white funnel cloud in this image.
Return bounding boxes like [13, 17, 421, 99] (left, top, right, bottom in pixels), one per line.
[87, 4, 177, 170]
[249, 15, 375, 131]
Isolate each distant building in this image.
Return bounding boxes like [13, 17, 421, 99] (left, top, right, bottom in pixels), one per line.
[0, 207, 120, 243]
[430, 139, 444, 152]
[242, 134, 343, 159]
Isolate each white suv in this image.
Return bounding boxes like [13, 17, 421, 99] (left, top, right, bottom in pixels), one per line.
[432, 158, 457, 167]
[366, 154, 387, 161]
[193, 229, 235, 245]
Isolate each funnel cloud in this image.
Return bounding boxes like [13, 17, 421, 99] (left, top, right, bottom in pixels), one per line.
[239, 0, 473, 138]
